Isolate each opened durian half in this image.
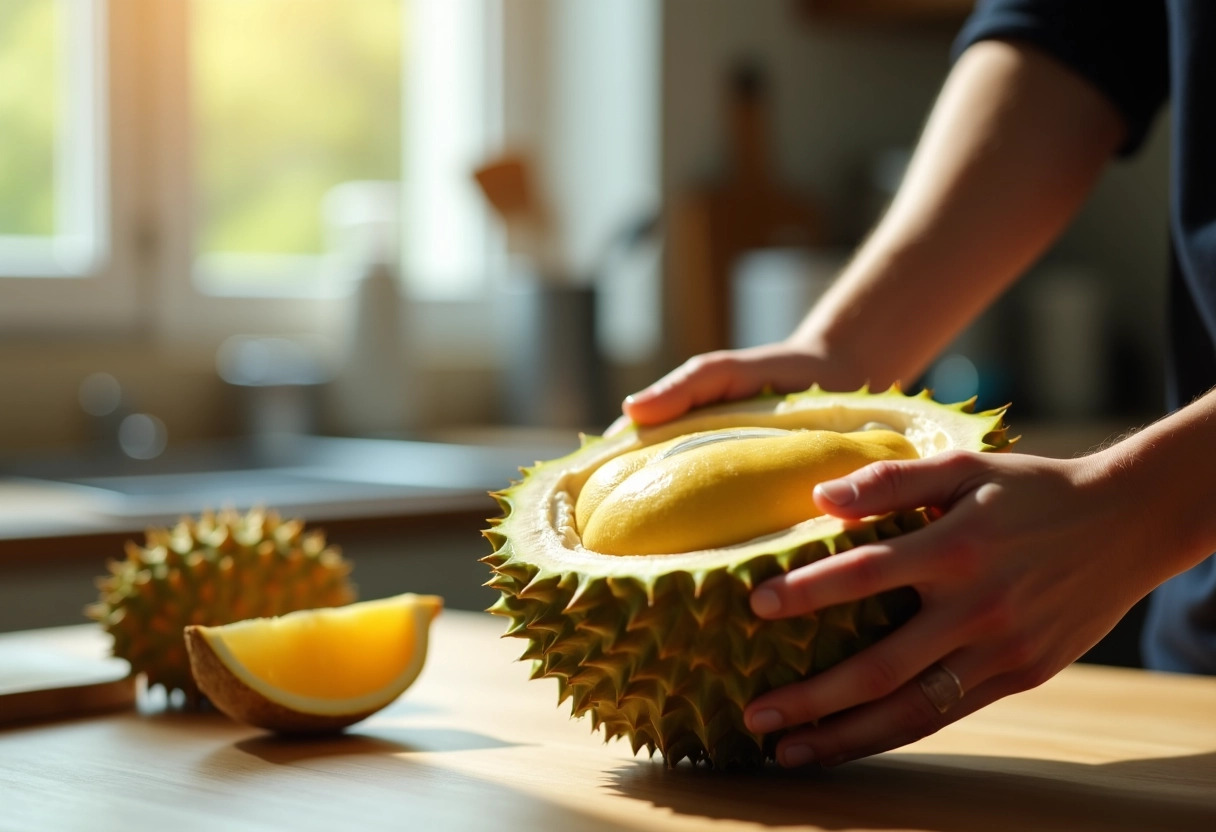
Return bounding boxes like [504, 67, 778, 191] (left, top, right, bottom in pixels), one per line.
[483, 386, 1012, 767]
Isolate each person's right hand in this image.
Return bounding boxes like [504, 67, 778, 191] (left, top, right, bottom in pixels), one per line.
[607, 340, 854, 435]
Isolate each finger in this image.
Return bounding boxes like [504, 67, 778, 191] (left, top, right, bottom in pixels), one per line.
[745, 601, 971, 733]
[813, 450, 985, 521]
[621, 351, 771, 427]
[769, 647, 1011, 768]
[750, 525, 949, 619]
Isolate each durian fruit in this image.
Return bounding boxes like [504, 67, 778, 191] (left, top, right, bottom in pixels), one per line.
[483, 386, 1011, 767]
[87, 507, 356, 705]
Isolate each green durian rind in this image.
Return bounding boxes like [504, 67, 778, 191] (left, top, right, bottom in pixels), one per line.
[483, 386, 1011, 767]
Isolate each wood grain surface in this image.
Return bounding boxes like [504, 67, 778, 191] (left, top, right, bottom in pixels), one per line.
[1, 611, 1213, 832]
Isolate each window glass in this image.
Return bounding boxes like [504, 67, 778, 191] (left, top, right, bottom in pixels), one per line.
[191, 0, 403, 285]
[0, 0, 104, 278]
[0, 0, 57, 238]
[0, 0, 496, 316]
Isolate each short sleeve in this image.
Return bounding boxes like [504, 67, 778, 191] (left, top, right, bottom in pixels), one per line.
[952, 0, 1169, 156]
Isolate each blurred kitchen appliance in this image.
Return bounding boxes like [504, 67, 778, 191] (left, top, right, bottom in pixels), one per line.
[920, 298, 1015, 413]
[323, 181, 416, 437]
[473, 153, 560, 277]
[667, 61, 824, 361]
[731, 247, 844, 348]
[216, 336, 330, 439]
[499, 266, 604, 429]
[474, 152, 621, 429]
[1022, 264, 1110, 420]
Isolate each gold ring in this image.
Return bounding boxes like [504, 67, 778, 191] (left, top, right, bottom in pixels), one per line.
[917, 663, 964, 714]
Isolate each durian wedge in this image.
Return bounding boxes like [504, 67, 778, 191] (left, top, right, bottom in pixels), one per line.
[185, 592, 442, 733]
[483, 386, 1012, 767]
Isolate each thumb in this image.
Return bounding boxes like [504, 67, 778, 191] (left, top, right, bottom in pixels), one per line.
[812, 450, 982, 520]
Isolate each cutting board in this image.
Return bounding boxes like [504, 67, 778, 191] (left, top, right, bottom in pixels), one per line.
[0, 625, 135, 726]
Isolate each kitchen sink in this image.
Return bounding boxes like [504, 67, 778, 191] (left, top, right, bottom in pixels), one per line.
[0, 434, 576, 523]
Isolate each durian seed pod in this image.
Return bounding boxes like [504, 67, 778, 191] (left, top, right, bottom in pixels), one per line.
[484, 386, 1013, 767]
[87, 507, 356, 707]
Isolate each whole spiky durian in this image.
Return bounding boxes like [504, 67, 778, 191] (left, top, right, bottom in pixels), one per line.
[484, 386, 1012, 767]
[87, 507, 356, 705]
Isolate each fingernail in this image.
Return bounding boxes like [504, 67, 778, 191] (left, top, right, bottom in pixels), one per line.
[782, 744, 815, 767]
[748, 708, 784, 733]
[750, 588, 781, 617]
[815, 479, 858, 506]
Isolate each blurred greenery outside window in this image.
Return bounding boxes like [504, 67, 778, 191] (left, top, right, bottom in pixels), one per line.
[0, 0, 105, 275]
[0, 0, 497, 304]
[192, 0, 405, 292]
[0, 0, 56, 238]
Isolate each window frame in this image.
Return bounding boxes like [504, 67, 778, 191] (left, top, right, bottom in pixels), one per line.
[0, 0, 141, 333]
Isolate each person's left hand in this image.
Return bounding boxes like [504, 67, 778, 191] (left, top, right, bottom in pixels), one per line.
[742, 447, 1159, 768]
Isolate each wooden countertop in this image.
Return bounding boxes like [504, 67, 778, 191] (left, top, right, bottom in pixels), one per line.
[1, 611, 1213, 832]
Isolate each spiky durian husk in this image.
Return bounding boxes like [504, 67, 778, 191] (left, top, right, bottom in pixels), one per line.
[484, 513, 925, 767]
[483, 386, 1011, 768]
[86, 507, 356, 705]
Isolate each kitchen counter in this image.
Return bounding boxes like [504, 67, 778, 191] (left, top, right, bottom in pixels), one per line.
[2, 611, 1214, 832]
[0, 431, 581, 543]
[0, 431, 580, 631]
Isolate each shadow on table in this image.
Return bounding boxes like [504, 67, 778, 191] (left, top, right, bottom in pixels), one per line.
[190, 730, 619, 832]
[608, 750, 1216, 832]
[234, 725, 520, 765]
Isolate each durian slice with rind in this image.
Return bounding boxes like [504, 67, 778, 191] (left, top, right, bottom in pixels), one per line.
[483, 386, 1011, 767]
[185, 592, 442, 733]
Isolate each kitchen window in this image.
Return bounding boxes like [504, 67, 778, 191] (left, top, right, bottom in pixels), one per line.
[0, 0, 125, 329]
[0, 0, 501, 337]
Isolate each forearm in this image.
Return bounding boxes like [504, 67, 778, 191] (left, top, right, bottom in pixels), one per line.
[791, 39, 1125, 389]
[1092, 388, 1216, 584]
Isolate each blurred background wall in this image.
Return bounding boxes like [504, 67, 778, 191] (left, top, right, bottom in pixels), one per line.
[0, 0, 1172, 458]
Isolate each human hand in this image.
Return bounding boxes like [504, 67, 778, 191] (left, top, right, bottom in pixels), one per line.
[606, 341, 850, 435]
[742, 448, 1155, 768]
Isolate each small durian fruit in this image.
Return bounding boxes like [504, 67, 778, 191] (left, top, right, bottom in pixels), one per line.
[484, 386, 1013, 768]
[87, 507, 356, 706]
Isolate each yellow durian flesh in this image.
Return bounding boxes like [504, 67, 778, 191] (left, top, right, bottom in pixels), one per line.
[576, 428, 918, 555]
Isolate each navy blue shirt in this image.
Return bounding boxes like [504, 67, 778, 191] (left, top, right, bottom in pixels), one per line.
[955, 1, 1216, 674]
